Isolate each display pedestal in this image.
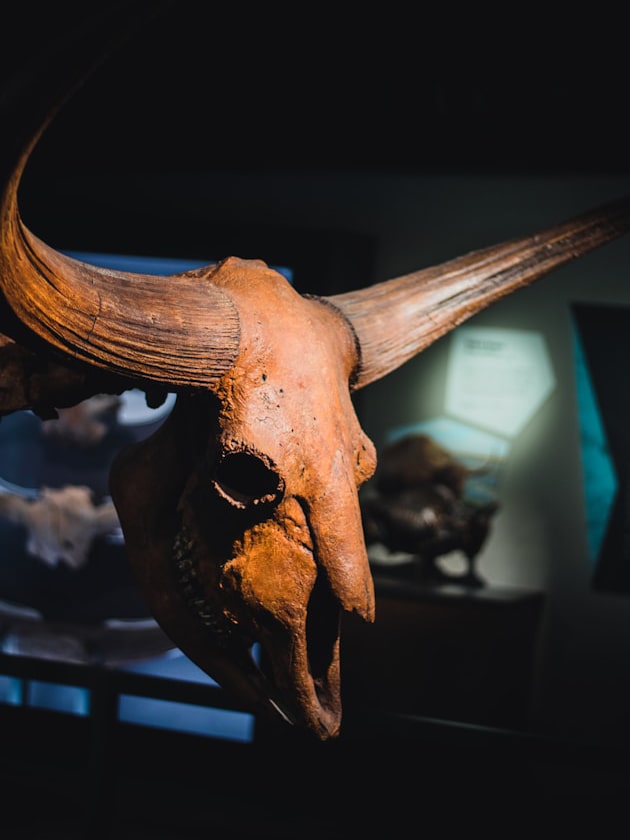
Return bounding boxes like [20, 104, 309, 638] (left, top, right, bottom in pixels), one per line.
[340, 575, 545, 731]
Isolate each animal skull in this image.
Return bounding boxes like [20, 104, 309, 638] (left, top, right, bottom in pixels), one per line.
[1, 6, 630, 739]
[109, 259, 377, 736]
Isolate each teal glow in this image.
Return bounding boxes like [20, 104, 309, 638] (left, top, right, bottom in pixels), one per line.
[0, 675, 23, 705]
[572, 327, 617, 568]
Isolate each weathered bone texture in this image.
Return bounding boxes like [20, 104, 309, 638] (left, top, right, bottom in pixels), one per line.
[0, 484, 119, 569]
[1, 4, 630, 739]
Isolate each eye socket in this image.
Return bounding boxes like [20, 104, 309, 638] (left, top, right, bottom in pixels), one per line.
[212, 451, 284, 509]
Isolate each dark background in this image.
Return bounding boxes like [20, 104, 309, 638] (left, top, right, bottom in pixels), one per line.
[3, 2, 628, 180]
[2, 6, 630, 835]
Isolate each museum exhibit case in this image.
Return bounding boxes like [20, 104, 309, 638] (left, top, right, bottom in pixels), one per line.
[3, 5, 630, 835]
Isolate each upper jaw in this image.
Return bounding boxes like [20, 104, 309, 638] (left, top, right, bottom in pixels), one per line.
[109, 395, 371, 740]
[170, 508, 341, 740]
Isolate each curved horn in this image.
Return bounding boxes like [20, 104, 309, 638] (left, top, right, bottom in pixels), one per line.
[0, 2, 240, 389]
[330, 196, 630, 390]
[0, 228, 241, 387]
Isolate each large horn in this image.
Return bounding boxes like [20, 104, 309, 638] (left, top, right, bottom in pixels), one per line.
[0, 1, 239, 389]
[330, 196, 630, 390]
[0, 231, 241, 387]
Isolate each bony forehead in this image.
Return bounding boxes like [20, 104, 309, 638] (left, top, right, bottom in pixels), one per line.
[226, 367, 362, 454]
[217, 405, 376, 500]
[227, 333, 359, 442]
[219, 265, 359, 379]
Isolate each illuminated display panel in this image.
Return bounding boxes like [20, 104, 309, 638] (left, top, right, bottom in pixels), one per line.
[572, 302, 630, 594]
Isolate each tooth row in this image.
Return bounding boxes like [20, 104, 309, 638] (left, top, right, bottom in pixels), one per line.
[172, 523, 234, 647]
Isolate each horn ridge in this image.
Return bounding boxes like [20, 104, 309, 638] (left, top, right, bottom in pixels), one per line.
[0, 1, 242, 389]
[329, 194, 630, 390]
[0, 225, 241, 387]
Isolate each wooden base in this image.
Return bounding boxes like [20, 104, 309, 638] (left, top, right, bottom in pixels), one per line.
[340, 575, 545, 731]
